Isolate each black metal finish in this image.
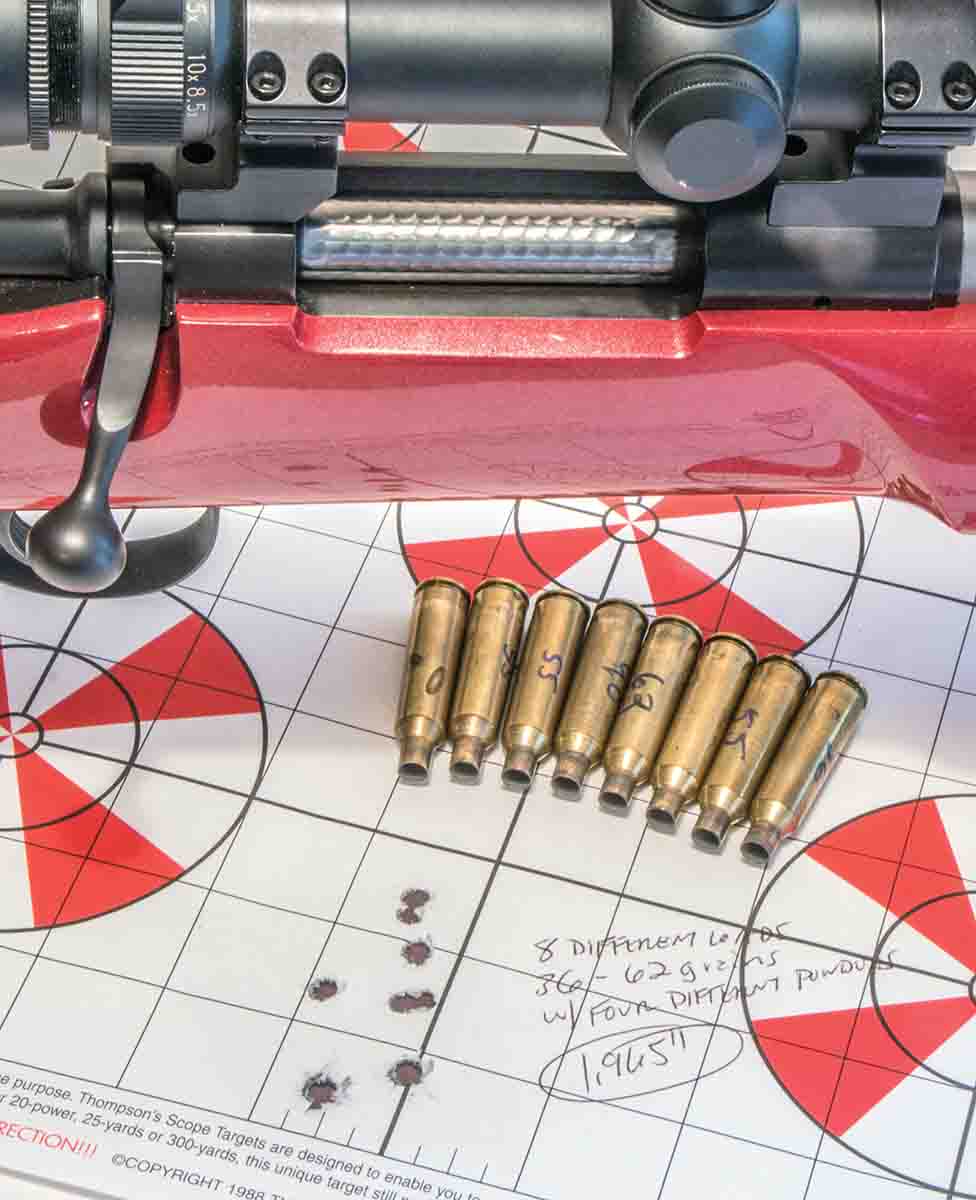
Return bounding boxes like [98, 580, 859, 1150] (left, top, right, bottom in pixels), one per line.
[25, 177, 163, 594]
[769, 145, 949, 229]
[7, 0, 976, 596]
[703, 181, 955, 308]
[0, 173, 107, 276]
[604, 0, 801, 198]
[177, 135, 338, 223]
[936, 171, 964, 305]
[6, 0, 976, 211]
[879, 0, 976, 148]
[335, 153, 659, 201]
[789, 0, 877, 132]
[175, 222, 296, 301]
[0, 508, 220, 598]
[348, 0, 612, 125]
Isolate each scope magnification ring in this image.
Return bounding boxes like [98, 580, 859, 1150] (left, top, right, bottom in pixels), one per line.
[27, 0, 51, 150]
[110, 0, 185, 145]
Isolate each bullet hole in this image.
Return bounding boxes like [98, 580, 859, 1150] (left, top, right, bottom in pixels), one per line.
[302, 1073, 348, 1111]
[390, 1059, 425, 1087]
[402, 940, 432, 966]
[397, 888, 431, 925]
[308, 978, 339, 1001]
[389, 990, 436, 1014]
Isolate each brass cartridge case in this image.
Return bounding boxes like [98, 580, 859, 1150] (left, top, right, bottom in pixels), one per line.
[742, 671, 868, 867]
[449, 579, 530, 782]
[552, 599, 649, 798]
[501, 590, 590, 790]
[693, 655, 811, 852]
[396, 578, 470, 783]
[647, 633, 757, 831]
[600, 617, 703, 810]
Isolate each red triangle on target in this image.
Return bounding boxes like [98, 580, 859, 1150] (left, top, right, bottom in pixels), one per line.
[818, 803, 915, 864]
[638, 536, 805, 650]
[89, 809, 183, 879]
[653, 495, 753, 520]
[903, 798, 972, 882]
[492, 526, 611, 596]
[158, 680, 261, 720]
[24, 845, 83, 927]
[513, 524, 628, 589]
[14, 749, 182, 925]
[756, 996, 976, 1135]
[343, 123, 420, 152]
[119, 615, 206, 675]
[17, 751, 111, 854]
[39, 616, 205, 730]
[754, 1037, 842, 1126]
[717, 589, 806, 654]
[56, 857, 181, 925]
[180, 624, 259, 703]
[487, 537, 554, 595]
[637, 538, 727, 629]
[810, 804, 976, 975]
[408, 534, 501, 578]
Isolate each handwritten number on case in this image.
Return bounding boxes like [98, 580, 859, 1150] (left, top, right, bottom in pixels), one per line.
[604, 663, 631, 703]
[538, 650, 563, 691]
[620, 671, 665, 713]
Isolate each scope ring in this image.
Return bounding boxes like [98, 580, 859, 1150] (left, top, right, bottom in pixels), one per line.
[27, 0, 51, 150]
[0, 508, 220, 598]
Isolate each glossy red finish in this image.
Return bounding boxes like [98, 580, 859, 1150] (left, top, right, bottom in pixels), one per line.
[1, 298, 975, 529]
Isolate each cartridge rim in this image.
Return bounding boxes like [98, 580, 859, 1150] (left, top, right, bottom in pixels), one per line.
[758, 653, 812, 688]
[741, 821, 781, 867]
[473, 577, 530, 604]
[594, 597, 650, 624]
[502, 746, 538, 791]
[414, 576, 471, 603]
[650, 615, 703, 642]
[817, 670, 869, 706]
[703, 632, 758, 662]
[535, 588, 591, 618]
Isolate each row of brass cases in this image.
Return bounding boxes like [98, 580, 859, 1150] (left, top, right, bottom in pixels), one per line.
[395, 579, 867, 864]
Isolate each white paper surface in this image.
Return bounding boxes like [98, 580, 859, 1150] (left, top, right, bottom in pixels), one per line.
[0, 127, 974, 1200]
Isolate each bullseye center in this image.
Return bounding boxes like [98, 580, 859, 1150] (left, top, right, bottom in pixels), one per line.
[603, 502, 660, 545]
[0, 713, 43, 759]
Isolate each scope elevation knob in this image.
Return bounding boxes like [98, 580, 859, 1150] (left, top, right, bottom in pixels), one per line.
[631, 62, 786, 203]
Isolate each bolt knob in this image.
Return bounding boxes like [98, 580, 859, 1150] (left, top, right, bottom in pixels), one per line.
[27, 493, 127, 595]
[631, 62, 786, 203]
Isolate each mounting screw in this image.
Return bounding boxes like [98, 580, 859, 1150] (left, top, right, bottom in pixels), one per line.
[944, 64, 976, 111]
[248, 52, 286, 102]
[885, 62, 921, 110]
[308, 53, 346, 104]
